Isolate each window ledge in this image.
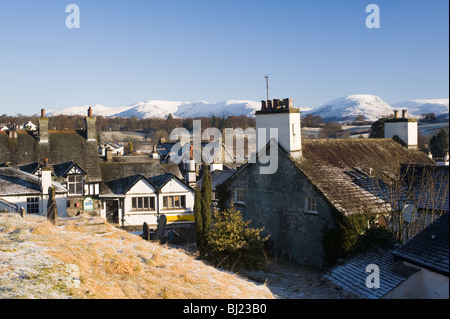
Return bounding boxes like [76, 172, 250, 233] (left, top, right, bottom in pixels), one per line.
[304, 210, 319, 215]
[235, 201, 246, 207]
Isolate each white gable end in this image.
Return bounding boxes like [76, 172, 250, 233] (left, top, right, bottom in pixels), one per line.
[127, 178, 157, 195]
[160, 178, 191, 194]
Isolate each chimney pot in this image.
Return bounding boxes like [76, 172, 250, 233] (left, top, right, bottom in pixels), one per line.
[267, 100, 273, 110]
[272, 99, 279, 109]
[402, 110, 408, 119]
[41, 108, 46, 118]
[284, 98, 293, 109]
[394, 110, 399, 118]
[261, 100, 267, 111]
[88, 107, 93, 117]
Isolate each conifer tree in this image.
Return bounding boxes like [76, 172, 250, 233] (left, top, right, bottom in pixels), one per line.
[200, 165, 212, 247]
[429, 129, 449, 158]
[193, 186, 203, 250]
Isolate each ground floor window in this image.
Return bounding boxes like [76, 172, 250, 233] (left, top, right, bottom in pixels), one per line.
[163, 195, 186, 209]
[132, 197, 156, 210]
[27, 197, 39, 214]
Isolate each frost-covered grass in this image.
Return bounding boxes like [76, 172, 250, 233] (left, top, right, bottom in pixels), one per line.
[0, 214, 273, 299]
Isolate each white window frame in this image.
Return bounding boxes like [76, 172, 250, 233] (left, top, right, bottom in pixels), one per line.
[67, 175, 84, 196]
[131, 196, 156, 211]
[305, 196, 319, 214]
[162, 195, 186, 210]
[234, 188, 245, 204]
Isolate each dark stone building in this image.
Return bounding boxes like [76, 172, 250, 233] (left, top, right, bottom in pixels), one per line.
[218, 99, 437, 268]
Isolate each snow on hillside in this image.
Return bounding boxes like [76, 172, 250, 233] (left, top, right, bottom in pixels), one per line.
[174, 100, 260, 118]
[113, 101, 183, 119]
[46, 96, 448, 123]
[391, 99, 449, 117]
[304, 95, 393, 123]
[48, 104, 131, 117]
[47, 100, 261, 119]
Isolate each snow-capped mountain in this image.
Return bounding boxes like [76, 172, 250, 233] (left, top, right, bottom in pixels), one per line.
[47, 100, 261, 119]
[391, 99, 449, 117]
[46, 96, 449, 123]
[304, 95, 394, 123]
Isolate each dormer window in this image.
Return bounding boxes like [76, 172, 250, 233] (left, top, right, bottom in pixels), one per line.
[68, 175, 83, 195]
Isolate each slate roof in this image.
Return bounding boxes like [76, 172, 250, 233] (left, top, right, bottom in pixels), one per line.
[324, 247, 414, 299]
[295, 139, 436, 216]
[0, 167, 67, 196]
[393, 212, 449, 276]
[99, 162, 190, 196]
[104, 174, 151, 195]
[228, 138, 435, 217]
[0, 130, 101, 182]
[349, 164, 449, 213]
[197, 169, 236, 191]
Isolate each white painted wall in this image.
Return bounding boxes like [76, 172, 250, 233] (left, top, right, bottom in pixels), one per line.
[0, 194, 68, 217]
[256, 111, 302, 159]
[386, 263, 449, 299]
[157, 177, 195, 225]
[103, 176, 195, 227]
[384, 121, 418, 148]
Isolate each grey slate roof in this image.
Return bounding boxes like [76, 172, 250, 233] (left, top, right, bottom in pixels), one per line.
[393, 212, 449, 276]
[324, 247, 412, 299]
[0, 131, 101, 182]
[52, 161, 86, 177]
[197, 169, 236, 191]
[0, 167, 67, 196]
[104, 174, 151, 195]
[348, 165, 449, 213]
[99, 162, 191, 196]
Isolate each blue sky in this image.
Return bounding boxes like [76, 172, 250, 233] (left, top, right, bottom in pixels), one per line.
[0, 0, 448, 115]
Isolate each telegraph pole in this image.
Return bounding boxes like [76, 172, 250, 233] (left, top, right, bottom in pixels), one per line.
[264, 75, 269, 101]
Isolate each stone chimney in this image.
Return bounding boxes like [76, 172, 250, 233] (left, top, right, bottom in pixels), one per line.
[85, 107, 97, 142]
[186, 145, 197, 188]
[150, 145, 160, 160]
[8, 123, 17, 139]
[41, 167, 52, 196]
[38, 108, 49, 143]
[256, 98, 302, 159]
[105, 148, 113, 162]
[384, 109, 418, 149]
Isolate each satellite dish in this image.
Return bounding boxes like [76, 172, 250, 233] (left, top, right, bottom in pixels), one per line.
[402, 204, 415, 223]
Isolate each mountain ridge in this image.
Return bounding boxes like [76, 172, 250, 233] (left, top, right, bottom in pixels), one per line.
[45, 96, 449, 123]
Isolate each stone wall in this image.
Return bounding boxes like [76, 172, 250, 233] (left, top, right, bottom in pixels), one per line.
[222, 151, 336, 268]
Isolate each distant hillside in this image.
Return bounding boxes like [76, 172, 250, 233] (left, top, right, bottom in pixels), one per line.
[305, 96, 449, 123]
[0, 214, 273, 299]
[304, 95, 393, 123]
[45, 96, 449, 123]
[392, 99, 449, 117]
[48, 100, 262, 119]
